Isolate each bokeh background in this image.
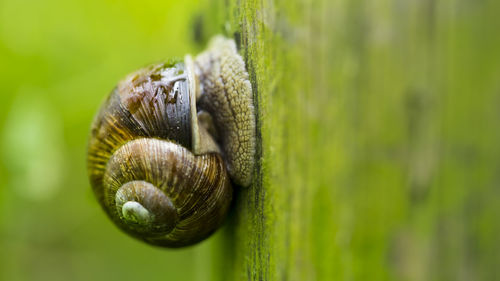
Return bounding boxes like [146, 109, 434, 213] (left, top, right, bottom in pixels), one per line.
[0, 0, 219, 280]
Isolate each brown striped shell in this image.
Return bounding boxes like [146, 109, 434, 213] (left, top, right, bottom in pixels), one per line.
[87, 60, 231, 247]
[87, 36, 255, 248]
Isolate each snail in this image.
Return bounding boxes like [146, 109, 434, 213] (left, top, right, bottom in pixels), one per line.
[87, 36, 255, 247]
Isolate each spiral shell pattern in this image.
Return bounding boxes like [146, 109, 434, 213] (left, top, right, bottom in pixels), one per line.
[87, 61, 232, 247]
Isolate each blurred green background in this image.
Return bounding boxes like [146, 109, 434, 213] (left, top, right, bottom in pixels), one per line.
[0, 0, 219, 280]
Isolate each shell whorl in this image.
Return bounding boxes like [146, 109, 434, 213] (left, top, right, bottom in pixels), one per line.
[87, 61, 232, 247]
[104, 138, 231, 247]
[115, 181, 177, 235]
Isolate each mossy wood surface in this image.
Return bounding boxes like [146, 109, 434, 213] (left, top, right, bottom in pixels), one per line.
[198, 0, 500, 280]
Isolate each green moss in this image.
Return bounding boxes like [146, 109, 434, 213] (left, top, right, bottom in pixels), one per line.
[199, 0, 500, 280]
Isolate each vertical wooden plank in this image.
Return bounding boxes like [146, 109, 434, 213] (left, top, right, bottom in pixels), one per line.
[197, 0, 500, 280]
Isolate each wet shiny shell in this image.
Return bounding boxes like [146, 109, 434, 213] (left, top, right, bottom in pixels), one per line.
[87, 61, 232, 247]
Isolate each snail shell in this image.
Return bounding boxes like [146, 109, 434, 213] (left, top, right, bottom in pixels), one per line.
[87, 37, 255, 247]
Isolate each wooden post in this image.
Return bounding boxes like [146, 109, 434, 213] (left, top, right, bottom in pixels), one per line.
[196, 0, 500, 280]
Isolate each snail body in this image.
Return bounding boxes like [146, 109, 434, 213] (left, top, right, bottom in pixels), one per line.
[87, 36, 255, 247]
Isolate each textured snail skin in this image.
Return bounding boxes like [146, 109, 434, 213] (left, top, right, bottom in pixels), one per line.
[195, 36, 256, 187]
[87, 36, 254, 247]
